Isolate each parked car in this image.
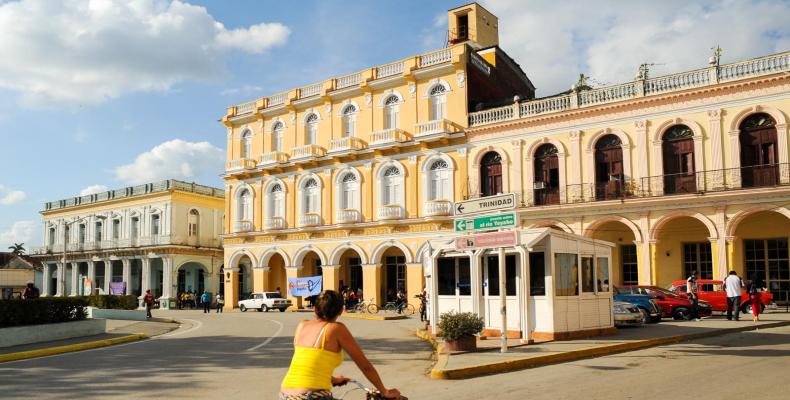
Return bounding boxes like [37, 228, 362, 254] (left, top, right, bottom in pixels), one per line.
[613, 301, 644, 327]
[613, 292, 662, 323]
[616, 285, 712, 320]
[668, 279, 773, 314]
[238, 292, 292, 312]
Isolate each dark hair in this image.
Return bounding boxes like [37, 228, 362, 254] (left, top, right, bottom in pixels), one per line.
[729, 270, 737, 275]
[315, 290, 344, 321]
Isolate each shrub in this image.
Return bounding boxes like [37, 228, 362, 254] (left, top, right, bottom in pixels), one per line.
[0, 298, 88, 328]
[80, 295, 139, 310]
[437, 311, 484, 341]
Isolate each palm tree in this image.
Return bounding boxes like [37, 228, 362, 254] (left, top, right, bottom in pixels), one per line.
[8, 243, 25, 255]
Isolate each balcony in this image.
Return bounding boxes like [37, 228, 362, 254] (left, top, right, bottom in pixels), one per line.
[336, 209, 361, 224]
[298, 213, 321, 228]
[639, 164, 790, 197]
[423, 200, 453, 216]
[375, 61, 404, 79]
[263, 217, 285, 230]
[377, 205, 404, 220]
[258, 151, 289, 168]
[335, 72, 362, 90]
[369, 128, 411, 149]
[138, 236, 172, 246]
[328, 137, 367, 155]
[418, 48, 452, 68]
[235, 101, 257, 115]
[298, 82, 322, 99]
[226, 158, 257, 174]
[233, 220, 254, 233]
[413, 119, 461, 142]
[291, 145, 326, 163]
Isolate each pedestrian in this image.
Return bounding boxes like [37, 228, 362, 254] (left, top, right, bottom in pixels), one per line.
[279, 290, 401, 400]
[686, 270, 701, 321]
[416, 287, 427, 322]
[21, 282, 40, 299]
[276, 286, 282, 296]
[201, 291, 212, 313]
[723, 270, 743, 321]
[395, 288, 406, 314]
[216, 294, 224, 313]
[746, 278, 762, 322]
[143, 289, 154, 319]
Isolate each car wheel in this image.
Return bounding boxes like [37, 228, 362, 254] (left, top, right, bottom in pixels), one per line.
[240, 304, 247, 312]
[279, 308, 286, 312]
[672, 307, 689, 320]
[639, 308, 650, 325]
[650, 316, 662, 323]
[261, 305, 268, 312]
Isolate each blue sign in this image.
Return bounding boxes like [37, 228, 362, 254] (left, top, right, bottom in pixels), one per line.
[288, 276, 323, 297]
[109, 282, 126, 295]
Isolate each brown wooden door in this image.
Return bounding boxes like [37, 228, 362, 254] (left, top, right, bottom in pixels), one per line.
[741, 128, 778, 187]
[534, 151, 559, 205]
[662, 137, 696, 194]
[480, 152, 503, 197]
[595, 146, 623, 200]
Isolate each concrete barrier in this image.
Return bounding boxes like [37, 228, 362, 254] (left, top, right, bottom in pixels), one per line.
[87, 307, 147, 321]
[0, 319, 107, 348]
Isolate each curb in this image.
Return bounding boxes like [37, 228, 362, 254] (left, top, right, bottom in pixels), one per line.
[341, 313, 409, 321]
[430, 320, 790, 379]
[0, 333, 147, 363]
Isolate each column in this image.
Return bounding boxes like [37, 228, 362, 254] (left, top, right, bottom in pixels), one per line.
[405, 262, 424, 305]
[569, 130, 582, 185]
[222, 263, 236, 311]
[778, 121, 790, 184]
[712, 206, 728, 279]
[122, 258, 131, 295]
[634, 120, 649, 183]
[161, 256, 174, 303]
[638, 213, 653, 285]
[104, 260, 112, 294]
[726, 237, 738, 273]
[141, 258, 151, 295]
[361, 263, 381, 306]
[87, 260, 96, 296]
[69, 262, 79, 296]
[55, 262, 64, 297]
[511, 139, 524, 203]
[286, 266, 302, 309]
[523, 152, 535, 206]
[648, 240, 659, 286]
[42, 264, 51, 297]
[322, 265, 341, 291]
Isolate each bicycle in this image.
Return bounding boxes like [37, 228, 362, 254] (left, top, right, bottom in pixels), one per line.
[335, 379, 408, 400]
[382, 301, 416, 315]
[349, 298, 379, 314]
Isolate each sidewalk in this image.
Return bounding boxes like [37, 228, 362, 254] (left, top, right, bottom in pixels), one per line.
[0, 319, 178, 362]
[427, 311, 790, 379]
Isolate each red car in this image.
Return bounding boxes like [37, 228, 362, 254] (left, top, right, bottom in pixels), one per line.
[668, 279, 773, 314]
[616, 285, 712, 320]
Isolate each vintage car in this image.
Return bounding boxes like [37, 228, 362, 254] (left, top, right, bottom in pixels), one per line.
[616, 285, 712, 320]
[238, 291, 292, 312]
[668, 279, 773, 314]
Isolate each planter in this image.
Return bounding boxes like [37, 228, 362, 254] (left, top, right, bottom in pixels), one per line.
[444, 335, 477, 352]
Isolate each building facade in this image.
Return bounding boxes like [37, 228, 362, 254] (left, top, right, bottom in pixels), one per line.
[32, 180, 224, 308]
[0, 253, 42, 299]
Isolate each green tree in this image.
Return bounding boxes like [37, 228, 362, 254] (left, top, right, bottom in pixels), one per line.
[8, 243, 26, 255]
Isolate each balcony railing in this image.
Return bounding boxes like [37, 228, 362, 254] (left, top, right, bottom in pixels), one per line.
[267, 92, 287, 107]
[423, 200, 452, 216]
[419, 48, 452, 67]
[639, 164, 790, 197]
[370, 128, 411, 147]
[336, 209, 361, 224]
[328, 137, 367, 154]
[298, 213, 321, 228]
[377, 205, 404, 220]
[235, 101, 256, 115]
[291, 145, 326, 161]
[264, 217, 285, 230]
[226, 158, 257, 172]
[234, 220, 254, 233]
[376, 61, 404, 79]
[298, 83, 322, 98]
[335, 72, 362, 89]
[258, 151, 289, 167]
[414, 119, 460, 139]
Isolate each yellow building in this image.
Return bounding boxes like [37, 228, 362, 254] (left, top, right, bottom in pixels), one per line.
[32, 180, 224, 309]
[221, 3, 534, 310]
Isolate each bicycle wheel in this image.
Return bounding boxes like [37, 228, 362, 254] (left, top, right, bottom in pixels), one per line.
[367, 303, 379, 313]
[405, 304, 416, 315]
[383, 303, 395, 313]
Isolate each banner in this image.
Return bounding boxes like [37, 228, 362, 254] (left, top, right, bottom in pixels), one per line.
[109, 282, 126, 295]
[287, 276, 323, 297]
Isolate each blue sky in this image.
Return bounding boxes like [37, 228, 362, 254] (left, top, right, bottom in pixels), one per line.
[1, 0, 789, 250]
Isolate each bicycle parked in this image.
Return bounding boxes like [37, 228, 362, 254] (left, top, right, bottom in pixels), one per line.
[349, 297, 379, 314]
[382, 301, 416, 315]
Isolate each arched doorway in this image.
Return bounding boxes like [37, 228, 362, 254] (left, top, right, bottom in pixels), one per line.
[237, 257, 252, 300]
[266, 254, 287, 294]
[533, 144, 559, 205]
[381, 247, 407, 304]
[480, 151, 502, 197]
[594, 134, 624, 200]
[732, 210, 790, 303]
[653, 216, 714, 286]
[586, 220, 639, 285]
[177, 262, 208, 296]
[739, 113, 779, 188]
[337, 249, 363, 293]
[662, 125, 696, 194]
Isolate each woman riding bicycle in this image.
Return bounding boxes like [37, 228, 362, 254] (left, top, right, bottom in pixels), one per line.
[280, 290, 401, 400]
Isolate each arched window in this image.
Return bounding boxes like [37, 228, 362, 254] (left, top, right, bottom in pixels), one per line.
[241, 130, 252, 159]
[384, 95, 399, 130]
[533, 144, 559, 205]
[594, 134, 624, 200]
[268, 183, 285, 219]
[271, 122, 284, 152]
[429, 84, 447, 121]
[237, 189, 252, 222]
[342, 105, 356, 137]
[480, 151, 502, 197]
[302, 178, 320, 214]
[428, 159, 451, 201]
[188, 209, 200, 238]
[739, 113, 778, 187]
[339, 173, 359, 210]
[662, 125, 696, 194]
[305, 114, 318, 145]
[381, 166, 403, 206]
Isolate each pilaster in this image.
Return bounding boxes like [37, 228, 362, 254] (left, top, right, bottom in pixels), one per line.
[104, 260, 112, 294]
[122, 258, 131, 295]
[141, 258, 152, 295]
[634, 120, 648, 180]
[569, 130, 582, 186]
[321, 265, 341, 291]
[405, 263, 424, 302]
[510, 139, 524, 203]
[69, 262, 79, 296]
[707, 109, 724, 171]
[361, 263, 382, 306]
[55, 262, 64, 297]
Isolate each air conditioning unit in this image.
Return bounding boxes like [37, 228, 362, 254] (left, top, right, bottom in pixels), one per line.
[533, 182, 546, 190]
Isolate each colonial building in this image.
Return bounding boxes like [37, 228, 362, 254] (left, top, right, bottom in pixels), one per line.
[0, 252, 42, 299]
[32, 180, 224, 308]
[221, 3, 534, 310]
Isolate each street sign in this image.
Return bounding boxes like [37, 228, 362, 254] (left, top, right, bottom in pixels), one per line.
[454, 193, 516, 216]
[454, 212, 517, 232]
[454, 231, 517, 251]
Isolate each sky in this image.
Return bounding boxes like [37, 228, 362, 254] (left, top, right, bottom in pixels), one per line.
[1, 0, 789, 251]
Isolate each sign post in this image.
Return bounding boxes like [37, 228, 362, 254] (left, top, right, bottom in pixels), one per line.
[454, 193, 516, 216]
[499, 246, 507, 353]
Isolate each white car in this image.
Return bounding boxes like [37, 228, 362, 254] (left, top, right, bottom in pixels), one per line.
[238, 292, 292, 312]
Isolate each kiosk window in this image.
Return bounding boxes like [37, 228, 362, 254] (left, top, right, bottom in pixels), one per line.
[529, 252, 546, 296]
[555, 253, 579, 296]
[597, 257, 610, 292]
[438, 258, 456, 295]
[581, 257, 595, 293]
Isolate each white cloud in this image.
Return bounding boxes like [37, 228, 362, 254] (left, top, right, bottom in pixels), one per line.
[220, 85, 263, 96]
[114, 139, 224, 185]
[0, 0, 290, 106]
[0, 220, 38, 249]
[79, 184, 109, 196]
[483, 0, 790, 96]
[0, 185, 27, 205]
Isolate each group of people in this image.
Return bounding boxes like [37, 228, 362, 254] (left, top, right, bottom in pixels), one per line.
[685, 270, 764, 322]
[175, 290, 225, 313]
[340, 286, 362, 310]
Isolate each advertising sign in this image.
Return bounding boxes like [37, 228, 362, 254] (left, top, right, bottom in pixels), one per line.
[454, 231, 518, 251]
[109, 282, 126, 295]
[453, 193, 516, 216]
[287, 275, 323, 297]
[454, 212, 517, 232]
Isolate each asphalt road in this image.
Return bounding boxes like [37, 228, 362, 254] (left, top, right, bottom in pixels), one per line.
[1, 310, 789, 400]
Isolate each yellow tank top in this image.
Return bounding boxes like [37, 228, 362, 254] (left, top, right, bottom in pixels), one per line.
[281, 323, 344, 390]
